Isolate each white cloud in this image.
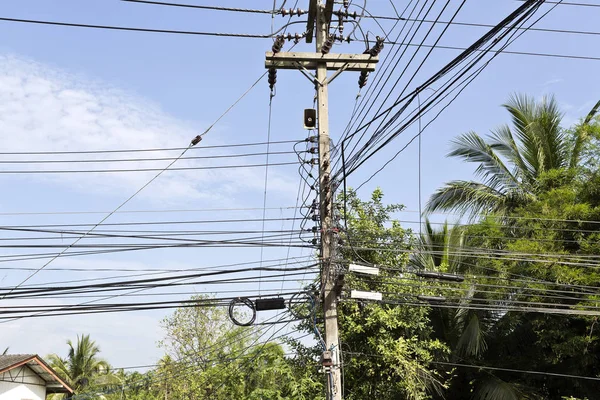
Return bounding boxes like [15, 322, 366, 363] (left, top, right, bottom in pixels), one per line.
[541, 78, 563, 87]
[0, 54, 298, 207]
[0, 53, 304, 367]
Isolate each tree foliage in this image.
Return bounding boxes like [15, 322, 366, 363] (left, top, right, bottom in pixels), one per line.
[423, 94, 600, 399]
[317, 188, 450, 399]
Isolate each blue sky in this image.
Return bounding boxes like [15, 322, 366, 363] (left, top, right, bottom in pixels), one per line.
[0, 0, 599, 368]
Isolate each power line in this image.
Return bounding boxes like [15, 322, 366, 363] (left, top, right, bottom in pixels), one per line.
[0, 143, 196, 298]
[517, 0, 600, 7]
[358, 298, 600, 316]
[0, 255, 313, 273]
[381, 289, 600, 312]
[400, 17, 600, 36]
[259, 92, 277, 295]
[0, 206, 301, 217]
[1, 266, 318, 298]
[432, 360, 600, 382]
[0, 216, 304, 229]
[0, 140, 301, 155]
[0, 16, 275, 38]
[0, 150, 296, 164]
[1, 16, 597, 63]
[336, 0, 554, 182]
[0, 161, 299, 174]
[394, 208, 600, 226]
[378, 280, 600, 305]
[342, 245, 600, 269]
[344, 352, 600, 382]
[3, 69, 269, 297]
[122, 0, 279, 14]
[0, 228, 305, 242]
[19, 258, 315, 288]
[386, 40, 600, 61]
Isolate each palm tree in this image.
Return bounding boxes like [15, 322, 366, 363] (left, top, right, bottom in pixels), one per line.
[47, 334, 113, 397]
[426, 94, 600, 218]
[413, 220, 487, 360]
[414, 221, 527, 400]
[411, 219, 465, 274]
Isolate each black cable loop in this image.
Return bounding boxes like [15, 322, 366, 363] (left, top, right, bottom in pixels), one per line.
[228, 297, 257, 326]
[287, 291, 317, 320]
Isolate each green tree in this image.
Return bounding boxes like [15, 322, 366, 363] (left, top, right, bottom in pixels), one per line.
[423, 95, 600, 398]
[412, 221, 508, 399]
[412, 220, 488, 360]
[290, 189, 450, 399]
[426, 94, 600, 217]
[47, 334, 114, 398]
[474, 174, 600, 399]
[154, 295, 320, 399]
[104, 369, 162, 400]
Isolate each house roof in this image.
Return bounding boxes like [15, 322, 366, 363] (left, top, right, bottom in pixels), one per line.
[0, 354, 74, 394]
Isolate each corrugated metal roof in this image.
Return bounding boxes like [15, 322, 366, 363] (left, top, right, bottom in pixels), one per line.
[0, 354, 35, 372]
[0, 354, 74, 394]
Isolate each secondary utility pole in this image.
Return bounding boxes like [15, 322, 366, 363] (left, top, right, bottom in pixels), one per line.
[265, 2, 379, 398]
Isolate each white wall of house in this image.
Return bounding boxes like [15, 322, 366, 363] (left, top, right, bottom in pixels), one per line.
[0, 366, 47, 400]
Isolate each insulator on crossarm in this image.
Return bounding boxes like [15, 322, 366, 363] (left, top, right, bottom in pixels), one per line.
[272, 35, 285, 53]
[358, 71, 369, 88]
[268, 67, 277, 90]
[343, 0, 349, 8]
[321, 35, 334, 54]
[369, 36, 385, 56]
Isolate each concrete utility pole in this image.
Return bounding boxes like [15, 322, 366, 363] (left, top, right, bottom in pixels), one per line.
[314, 2, 341, 399]
[265, 2, 378, 398]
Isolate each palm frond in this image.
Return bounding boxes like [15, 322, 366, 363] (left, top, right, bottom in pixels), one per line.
[489, 125, 535, 187]
[425, 181, 506, 218]
[503, 94, 567, 176]
[455, 314, 487, 358]
[570, 99, 600, 169]
[446, 224, 466, 273]
[473, 377, 521, 400]
[531, 94, 566, 171]
[448, 131, 521, 192]
[412, 219, 465, 274]
[503, 94, 542, 177]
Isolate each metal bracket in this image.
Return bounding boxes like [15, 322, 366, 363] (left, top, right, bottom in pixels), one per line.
[323, 63, 349, 86]
[294, 61, 322, 86]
